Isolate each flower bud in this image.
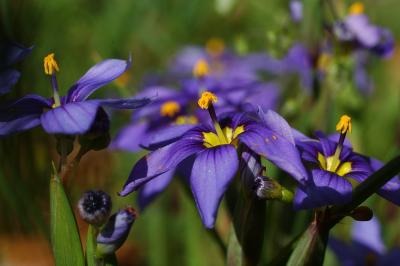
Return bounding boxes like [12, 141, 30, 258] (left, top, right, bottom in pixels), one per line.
[78, 190, 112, 226]
[349, 206, 373, 221]
[253, 176, 282, 199]
[96, 207, 137, 256]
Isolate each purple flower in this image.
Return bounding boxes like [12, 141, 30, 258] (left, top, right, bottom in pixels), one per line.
[0, 53, 150, 136]
[334, 3, 394, 58]
[289, 0, 303, 22]
[119, 92, 307, 228]
[111, 57, 280, 152]
[288, 115, 400, 209]
[329, 217, 400, 266]
[0, 42, 32, 95]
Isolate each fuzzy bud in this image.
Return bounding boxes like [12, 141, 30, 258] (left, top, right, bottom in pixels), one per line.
[78, 190, 112, 226]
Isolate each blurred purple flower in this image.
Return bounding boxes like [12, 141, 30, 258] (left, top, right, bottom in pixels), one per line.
[334, 3, 394, 58]
[0, 42, 32, 95]
[329, 217, 400, 266]
[289, 0, 303, 22]
[0, 54, 150, 136]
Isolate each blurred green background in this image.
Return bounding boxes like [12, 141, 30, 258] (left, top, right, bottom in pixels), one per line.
[0, 0, 399, 265]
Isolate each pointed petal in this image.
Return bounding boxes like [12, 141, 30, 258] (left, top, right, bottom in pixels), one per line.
[119, 132, 204, 196]
[0, 114, 41, 136]
[67, 57, 131, 102]
[258, 108, 295, 145]
[0, 42, 32, 67]
[94, 97, 151, 109]
[190, 145, 238, 228]
[0, 94, 50, 135]
[239, 124, 309, 184]
[41, 101, 99, 134]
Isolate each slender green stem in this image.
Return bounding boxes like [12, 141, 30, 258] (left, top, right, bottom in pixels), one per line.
[328, 155, 400, 228]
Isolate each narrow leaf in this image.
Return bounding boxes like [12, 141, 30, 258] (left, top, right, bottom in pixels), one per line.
[50, 169, 85, 266]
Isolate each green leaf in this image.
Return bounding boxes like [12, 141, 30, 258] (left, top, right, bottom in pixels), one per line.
[287, 220, 328, 266]
[50, 168, 85, 266]
[86, 225, 98, 266]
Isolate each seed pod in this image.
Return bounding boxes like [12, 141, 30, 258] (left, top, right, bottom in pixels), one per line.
[78, 190, 112, 226]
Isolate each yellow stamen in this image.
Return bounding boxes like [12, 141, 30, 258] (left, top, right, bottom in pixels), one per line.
[202, 125, 245, 148]
[43, 53, 59, 75]
[198, 91, 217, 110]
[206, 38, 225, 57]
[160, 101, 181, 117]
[175, 115, 198, 125]
[337, 162, 352, 177]
[193, 59, 209, 78]
[317, 152, 353, 176]
[348, 2, 364, 15]
[336, 115, 352, 134]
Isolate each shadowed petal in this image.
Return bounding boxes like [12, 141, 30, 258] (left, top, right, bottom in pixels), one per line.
[190, 145, 238, 228]
[294, 169, 352, 209]
[119, 134, 204, 196]
[0, 70, 20, 95]
[0, 94, 51, 135]
[41, 101, 99, 134]
[138, 170, 175, 210]
[239, 124, 309, 184]
[67, 57, 131, 102]
[0, 114, 41, 136]
[141, 124, 197, 150]
[111, 122, 149, 152]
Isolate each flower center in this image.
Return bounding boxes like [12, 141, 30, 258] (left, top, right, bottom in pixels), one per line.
[160, 101, 181, 117]
[317, 153, 352, 176]
[202, 125, 245, 148]
[317, 114, 353, 176]
[348, 2, 364, 15]
[193, 59, 209, 78]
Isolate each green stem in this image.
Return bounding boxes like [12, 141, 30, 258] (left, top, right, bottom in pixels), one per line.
[328, 155, 400, 227]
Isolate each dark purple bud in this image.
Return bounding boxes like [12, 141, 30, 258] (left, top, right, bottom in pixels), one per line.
[96, 207, 137, 256]
[78, 190, 112, 226]
[349, 206, 373, 221]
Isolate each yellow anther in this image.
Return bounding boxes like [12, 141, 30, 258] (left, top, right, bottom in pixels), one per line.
[336, 115, 352, 134]
[160, 101, 181, 117]
[348, 2, 364, 15]
[43, 53, 59, 75]
[175, 115, 198, 125]
[317, 53, 332, 72]
[198, 91, 218, 110]
[193, 59, 209, 78]
[206, 38, 225, 57]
